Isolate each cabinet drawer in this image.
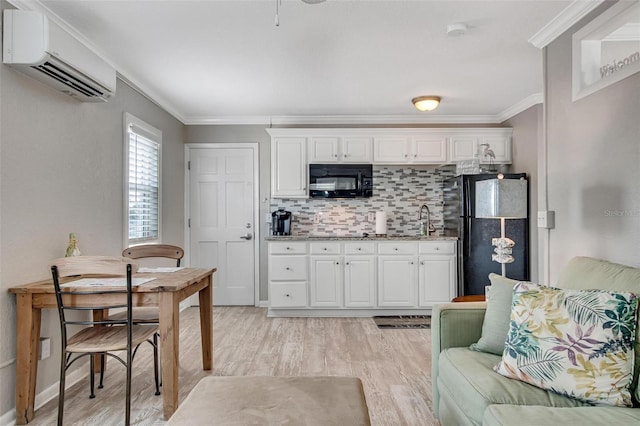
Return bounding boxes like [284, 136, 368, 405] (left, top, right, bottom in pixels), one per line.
[419, 241, 456, 255]
[269, 242, 307, 255]
[270, 283, 307, 308]
[378, 242, 418, 255]
[269, 256, 308, 280]
[344, 242, 375, 254]
[309, 242, 341, 254]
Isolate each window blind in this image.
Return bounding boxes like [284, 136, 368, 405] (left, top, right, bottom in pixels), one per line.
[127, 129, 160, 243]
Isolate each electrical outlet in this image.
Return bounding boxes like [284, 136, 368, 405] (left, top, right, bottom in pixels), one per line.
[313, 213, 321, 224]
[39, 337, 50, 360]
[367, 212, 375, 222]
[265, 213, 271, 223]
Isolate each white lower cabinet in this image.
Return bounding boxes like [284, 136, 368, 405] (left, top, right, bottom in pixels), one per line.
[418, 256, 456, 307]
[268, 240, 456, 316]
[344, 255, 376, 307]
[309, 256, 342, 307]
[377, 256, 416, 307]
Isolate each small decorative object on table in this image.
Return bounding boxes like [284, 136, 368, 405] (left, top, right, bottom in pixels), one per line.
[65, 232, 81, 257]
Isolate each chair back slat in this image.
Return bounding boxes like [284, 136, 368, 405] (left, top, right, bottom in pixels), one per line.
[51, 256, 138, 278]
[122, 244, 184, 266]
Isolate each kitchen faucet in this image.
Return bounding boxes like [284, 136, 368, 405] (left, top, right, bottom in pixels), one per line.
[418, 204, 436, 236]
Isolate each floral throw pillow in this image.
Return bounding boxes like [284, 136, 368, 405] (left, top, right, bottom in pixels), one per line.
[494, 282, 638, 407]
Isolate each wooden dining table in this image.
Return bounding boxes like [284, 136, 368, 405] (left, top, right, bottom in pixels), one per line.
[8, 266, 216, 424]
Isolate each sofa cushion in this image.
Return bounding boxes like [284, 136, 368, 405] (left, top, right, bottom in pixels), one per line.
[495, 282, 638, 407]
[557, 257, 640, 404]
[470, 274, 521, 355]
[438, 347, 588, 425]
[483, 404, 640, 426]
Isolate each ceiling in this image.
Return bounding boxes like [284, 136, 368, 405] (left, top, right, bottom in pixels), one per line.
[26, 0, 577, 124]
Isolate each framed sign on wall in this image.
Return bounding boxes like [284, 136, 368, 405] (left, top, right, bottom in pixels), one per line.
[572, 1, 640, 101]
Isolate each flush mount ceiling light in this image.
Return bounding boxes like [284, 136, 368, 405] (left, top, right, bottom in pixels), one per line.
[412, 96, 441, 112]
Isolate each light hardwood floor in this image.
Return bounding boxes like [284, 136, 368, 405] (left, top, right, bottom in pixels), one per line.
[27, 307, 439, 425]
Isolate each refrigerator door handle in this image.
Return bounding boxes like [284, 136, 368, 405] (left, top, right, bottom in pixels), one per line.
[464, 178, 471, 218]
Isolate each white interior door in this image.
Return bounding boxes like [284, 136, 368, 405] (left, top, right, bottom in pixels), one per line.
[189, 146, 257, 305]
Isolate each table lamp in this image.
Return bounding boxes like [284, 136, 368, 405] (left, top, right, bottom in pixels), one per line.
[475, 176, 527, 276]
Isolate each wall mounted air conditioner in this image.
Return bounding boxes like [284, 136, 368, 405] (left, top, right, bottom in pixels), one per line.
[3, 9, 116, 102]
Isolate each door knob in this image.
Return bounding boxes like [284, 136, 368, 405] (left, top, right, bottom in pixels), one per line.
[240, 233, 253, 240]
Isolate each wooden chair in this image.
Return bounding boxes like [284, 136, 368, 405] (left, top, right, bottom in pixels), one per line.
[115, 244, 185, 322]
[51, 256, 160, 426]
[104, 244, 185, 388]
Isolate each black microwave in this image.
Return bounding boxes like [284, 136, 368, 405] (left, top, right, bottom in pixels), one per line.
[308, 164, 373, 198]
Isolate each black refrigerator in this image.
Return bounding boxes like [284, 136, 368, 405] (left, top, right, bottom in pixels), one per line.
[443, 173, 529, 296]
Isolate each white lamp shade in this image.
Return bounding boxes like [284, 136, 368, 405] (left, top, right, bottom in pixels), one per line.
[475, 178, 527, 219]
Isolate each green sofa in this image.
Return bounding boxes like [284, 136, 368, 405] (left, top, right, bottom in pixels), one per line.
[432, 256, 640, 425]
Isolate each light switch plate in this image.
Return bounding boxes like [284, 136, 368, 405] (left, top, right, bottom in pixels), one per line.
[537, 211, 555, 229]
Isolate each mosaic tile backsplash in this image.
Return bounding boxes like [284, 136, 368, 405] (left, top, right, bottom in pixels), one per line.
[270, 165, 456, 237]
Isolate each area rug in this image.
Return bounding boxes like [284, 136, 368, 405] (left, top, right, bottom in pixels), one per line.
[373, 315, 431, 329]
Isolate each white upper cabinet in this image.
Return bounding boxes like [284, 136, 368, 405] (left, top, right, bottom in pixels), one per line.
[308, 136, 340, 162]
[270, 135, 308, 199]
[374, 134, 448, 164]
[448, 129, 513, 164]
[342, 137, 373, 162]
[308, 136, 373, 163]
[373, 136, 411, 163]
[449, 135, 479, 162]
[413, 136, 448, 163]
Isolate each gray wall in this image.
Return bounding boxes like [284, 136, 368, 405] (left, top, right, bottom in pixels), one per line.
[544, 3, 640, 281]
[185, 125, 271, 301]
[502, 104, 542, 281]
[0, 6, 185, 416]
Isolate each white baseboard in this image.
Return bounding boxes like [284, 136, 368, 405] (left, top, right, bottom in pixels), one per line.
[1, 365, 87, 426]
[258, 300, 268, 308]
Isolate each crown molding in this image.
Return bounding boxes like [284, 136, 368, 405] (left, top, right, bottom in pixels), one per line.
[529, 0, 605, 48]
[495, 93, 544, 123]
[183, 114, 503, 126]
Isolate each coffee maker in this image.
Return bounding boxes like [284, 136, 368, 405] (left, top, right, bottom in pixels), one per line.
[271, 208, 292, 236]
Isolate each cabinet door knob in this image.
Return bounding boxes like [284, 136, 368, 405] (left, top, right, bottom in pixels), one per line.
[323, 247, 327, 251]
[285, 267, 291, 271]
[394, 248, 399, 251]
[420, 261, 425, 265]
[357, 247, 362, 251]
[435, 247, 440, 251]
[345, 262, 350, 265]
[286, 247, 291, 250]
[410, 261, 414, 265]
[285, 293, 290, 297]
[334, 154, 338, 157]
[335, 262, 340, 265]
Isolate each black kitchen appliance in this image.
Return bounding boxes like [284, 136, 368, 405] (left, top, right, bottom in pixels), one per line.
[308, 164, 373, 198]
[271, 208, 292, 236]
[443, 173, 529, 296]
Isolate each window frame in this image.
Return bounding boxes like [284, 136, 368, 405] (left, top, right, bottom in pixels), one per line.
[123, 112, 162, 247]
